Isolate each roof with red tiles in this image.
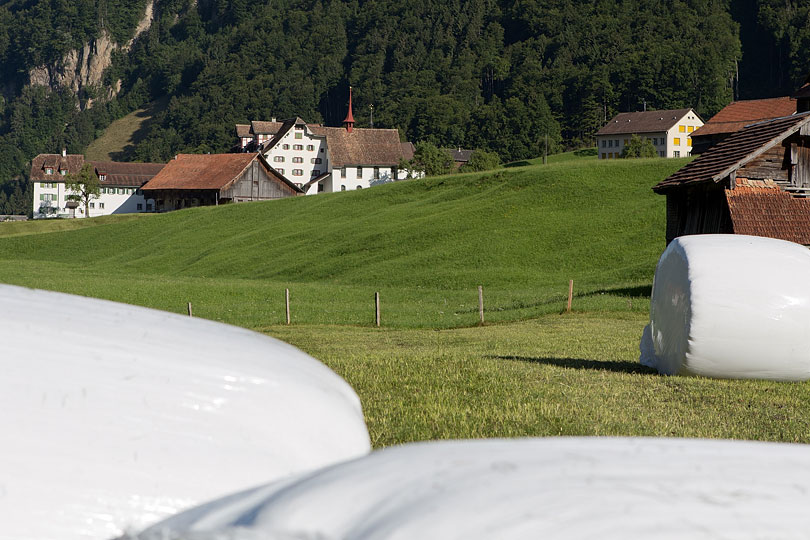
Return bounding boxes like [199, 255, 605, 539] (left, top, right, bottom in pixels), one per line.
[596, 109, 696, 136]
[401, 142, 415, 161]
[30, 155, 165, 187]
[250, 120, 284, 135]
[309, 126, 405, 167]
[726, 180, 810, 244]
[91, 161, 165, 187]
[691, 97, 797, 137]
[653, 112, 810, 193]
[29, 154, 85, 181]
[142, 153, 300, 193]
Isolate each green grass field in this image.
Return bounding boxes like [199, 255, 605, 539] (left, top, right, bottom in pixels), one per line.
[0, 157, 678, 328]
[4, 156, 808, 446]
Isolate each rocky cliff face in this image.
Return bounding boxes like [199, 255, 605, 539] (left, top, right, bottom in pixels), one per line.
[27, 0, 154, 109]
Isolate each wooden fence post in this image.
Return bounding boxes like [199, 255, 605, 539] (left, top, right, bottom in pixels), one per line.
[187, 302, 193, 317]
[478, 285, 484, 324]
[285, 288, 290, 325]
[375, 291, 380, 327]
[567, 280, 574, 313]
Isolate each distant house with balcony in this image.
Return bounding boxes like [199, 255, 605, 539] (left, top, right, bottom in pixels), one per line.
[596, 109, 704, 159]
[30, 152, 165, 218]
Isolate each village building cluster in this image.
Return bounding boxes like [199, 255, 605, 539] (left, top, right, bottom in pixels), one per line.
[29, 89, 419, 219]
[26, 77, 810, 249]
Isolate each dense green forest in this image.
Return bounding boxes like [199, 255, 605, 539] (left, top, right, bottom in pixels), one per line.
[0, 0, 808, 215]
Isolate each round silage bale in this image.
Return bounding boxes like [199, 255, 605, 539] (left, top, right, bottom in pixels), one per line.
[641, 234, 810, 380]
[0, 284, 370, 540]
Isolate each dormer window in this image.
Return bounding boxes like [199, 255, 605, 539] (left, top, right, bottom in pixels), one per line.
[45, 168, 53, 175]
[99, 174, 106, 181]
[60, 170, 66, 176]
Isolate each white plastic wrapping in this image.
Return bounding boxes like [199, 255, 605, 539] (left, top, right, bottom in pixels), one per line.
[641, 234, 810, 380]
[137, 437, 810, 539]
[0, 284, 370, 540]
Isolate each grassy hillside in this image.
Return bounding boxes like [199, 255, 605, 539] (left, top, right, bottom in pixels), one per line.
[0, 157, 681, 328]
[83, 98, 170, 162]
[4, 156, 809, 447]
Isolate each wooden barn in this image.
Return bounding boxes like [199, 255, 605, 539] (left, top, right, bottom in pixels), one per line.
[653, 111, 810, 245]
[141, 153, 302, 212]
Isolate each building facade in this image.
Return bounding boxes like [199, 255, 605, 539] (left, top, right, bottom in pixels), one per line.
[30, 153, 164, 219]
[596, 109, 704, 159]
[141, 153, 303, 211]
[235, 89, 418, 194]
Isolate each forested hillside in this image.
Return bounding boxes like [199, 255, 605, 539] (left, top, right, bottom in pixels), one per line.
[0, 0, 808, 216]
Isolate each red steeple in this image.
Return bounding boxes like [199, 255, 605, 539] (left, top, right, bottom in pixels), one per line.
[343, 86, 355, 133]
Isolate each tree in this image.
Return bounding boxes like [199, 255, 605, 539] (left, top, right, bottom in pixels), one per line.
[66, 163, 100, 217]
[621, 135, 657, 159]
[460, 149, 500, 172]
[411, 142, 453, 177]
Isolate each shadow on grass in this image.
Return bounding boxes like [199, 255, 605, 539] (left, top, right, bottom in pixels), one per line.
[452, 283, 652, 316]
[504, 160, 531, 168]
[491, 355, 657, 375]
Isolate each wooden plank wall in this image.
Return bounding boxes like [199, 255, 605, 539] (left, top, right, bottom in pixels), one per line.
[665, 184, 732, 244]
[224, 161, 298, 201]
[737, 145, 788, 183]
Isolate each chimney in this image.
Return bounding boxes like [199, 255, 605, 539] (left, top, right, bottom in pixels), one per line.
[62, 148, 66, 157]
[343, 86, 355, 133]
[271, 117, 276, 122]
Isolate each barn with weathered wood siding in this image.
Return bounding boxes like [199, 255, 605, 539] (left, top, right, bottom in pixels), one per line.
[141, 153, 302, 212]
[654, 112, 810, 245]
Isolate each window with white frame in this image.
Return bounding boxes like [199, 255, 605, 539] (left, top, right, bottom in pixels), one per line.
[293, 144, 303, 150]
[274, 156, 285, 162]
[292, 157, 303, 163]
[307, 144, 314, 151]
[341, 167, 347, 178]
[292, 169, 303, 176]
[311, 157, 322, 164]
[357, 167, 363, 178]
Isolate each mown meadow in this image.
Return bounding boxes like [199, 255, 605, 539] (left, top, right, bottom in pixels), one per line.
[3, 157, 809, 447]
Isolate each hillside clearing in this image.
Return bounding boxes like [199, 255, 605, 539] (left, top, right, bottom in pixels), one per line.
[83, 97, 169, 161]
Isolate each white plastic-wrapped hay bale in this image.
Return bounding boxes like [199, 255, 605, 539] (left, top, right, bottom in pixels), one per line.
[136, 437, 810, 539]
[0, 284, 370, 540]
[640, 234, 810, 380]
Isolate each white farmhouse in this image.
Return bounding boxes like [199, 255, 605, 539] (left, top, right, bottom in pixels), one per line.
[30, 152, 165, 218]
[237, 89, 418, 194]
[595, 108, 704, 159]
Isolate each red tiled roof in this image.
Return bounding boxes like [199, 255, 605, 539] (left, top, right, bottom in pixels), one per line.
[691, 97, 797, 137]
[653, 113, 810, 192]
[29, 154, 85, 181]
[250, 120, 283, 135]
[30, 155, 165, 186]
[91, 161, 165, 187]
[596, 109, 696, 136]
[142, 153, 263, 191]
[726, 181, 810, 244]
[309, 126, 405, 167]
[401, 142, 415, 161]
